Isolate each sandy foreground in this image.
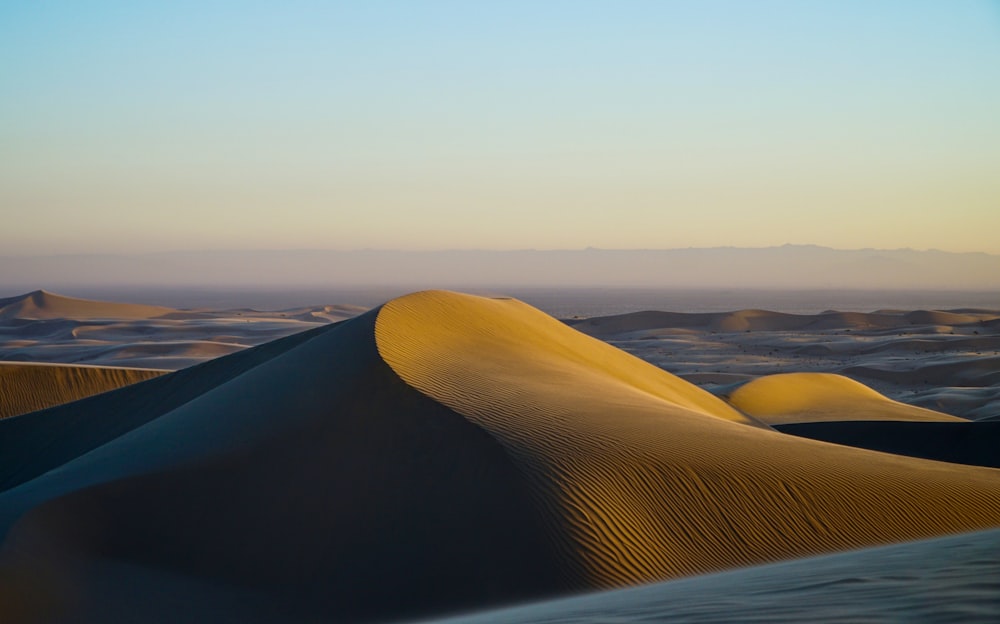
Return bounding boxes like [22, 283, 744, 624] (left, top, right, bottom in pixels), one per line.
[0, 289, 999, 622]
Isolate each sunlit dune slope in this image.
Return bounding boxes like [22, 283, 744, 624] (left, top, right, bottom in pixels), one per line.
[379, 294, 753, 426]
[2, 291, 1000, 623]
[727, 372, 966, 425]
[377, 291, 1000, 588]
[0, 290, 173, 320]
[0, 362, 164, 419]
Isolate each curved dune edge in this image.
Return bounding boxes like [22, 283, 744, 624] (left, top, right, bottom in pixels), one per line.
[727, 372, 966, 425]
[0, 362, 165, 419]
[376, 291, 1000, 589]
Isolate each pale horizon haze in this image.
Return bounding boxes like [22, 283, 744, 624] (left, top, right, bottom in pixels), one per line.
[3, 1, 999, 256]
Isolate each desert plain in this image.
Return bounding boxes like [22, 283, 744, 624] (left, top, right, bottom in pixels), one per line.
[0, 288, 999, 622]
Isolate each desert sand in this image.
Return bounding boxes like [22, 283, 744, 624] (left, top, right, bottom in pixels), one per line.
[1, 289, 999, 623]
[0, 362, 164, 419]
[569, 306, 1000, 420]
[0, 290, 363, 371]
[727, 372, 966, 424]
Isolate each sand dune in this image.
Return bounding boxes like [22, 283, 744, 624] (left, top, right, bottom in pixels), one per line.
[568, 309, 900, 337]
[847, 356, 1000, 388]
[0, 290, 174, 320]
[726, 372, 965, 424]
[377, 292, 1000, 588]
[0, 290, 360, 372]
[0, 362, 164, 419]
[425, 527, 1000, 624]
[569, 307, 1000, 337]
[573, 304, 1000, 421]
[2, 290, 1000, 623]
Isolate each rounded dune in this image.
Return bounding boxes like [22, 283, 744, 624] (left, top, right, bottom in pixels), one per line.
[727, 372, 966, 425]
[0, 290, 173, 321]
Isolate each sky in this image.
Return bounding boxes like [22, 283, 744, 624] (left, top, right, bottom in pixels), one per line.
[2, 1, 999, 255]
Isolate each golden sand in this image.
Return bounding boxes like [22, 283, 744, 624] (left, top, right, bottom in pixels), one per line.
[0, 362, 164, 419]
[377, 291, 1000, 588]
[727, 372, 966, 425]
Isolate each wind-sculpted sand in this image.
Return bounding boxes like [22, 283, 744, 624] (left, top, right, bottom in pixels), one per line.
[0, 362, 164, 419]
[377, 292, 1000, 586]
[1, 290, 999, 623]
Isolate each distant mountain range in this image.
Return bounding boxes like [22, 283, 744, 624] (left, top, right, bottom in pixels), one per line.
[2, 245, 999, 290]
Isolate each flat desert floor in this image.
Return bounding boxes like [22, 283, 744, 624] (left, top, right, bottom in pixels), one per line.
[0, 288, 998, 623]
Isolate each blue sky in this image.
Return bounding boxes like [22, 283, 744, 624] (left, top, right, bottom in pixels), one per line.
[3, 1, 999, 254]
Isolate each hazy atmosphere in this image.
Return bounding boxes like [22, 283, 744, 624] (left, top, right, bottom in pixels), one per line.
[3, 1, 999, 257]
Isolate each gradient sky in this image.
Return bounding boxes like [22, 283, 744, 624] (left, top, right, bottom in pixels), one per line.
[3, 1, 999, 255]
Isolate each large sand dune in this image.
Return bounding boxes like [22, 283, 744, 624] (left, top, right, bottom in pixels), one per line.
[1, 291, 999, 623]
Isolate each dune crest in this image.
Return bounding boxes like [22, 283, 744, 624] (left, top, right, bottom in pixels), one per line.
[727, 372, 966, 425]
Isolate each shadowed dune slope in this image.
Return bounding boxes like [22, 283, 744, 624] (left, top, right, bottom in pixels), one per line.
[776, 420, 1000, 468]
[377, 291, 1000, 589]
[0, 322, 331, 494]
[726, 372, 965, 425]
[0, 363, 165, 419]
[0, 291, 173, 320]
[0, 310, 563, 623]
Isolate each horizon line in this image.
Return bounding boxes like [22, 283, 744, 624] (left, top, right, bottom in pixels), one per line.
[3, 244, 998, 258]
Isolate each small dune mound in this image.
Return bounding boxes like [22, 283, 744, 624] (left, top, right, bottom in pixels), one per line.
[727, 372, 965, 425]
[0, 363, 165, 419]
[0, 290, 173, 320]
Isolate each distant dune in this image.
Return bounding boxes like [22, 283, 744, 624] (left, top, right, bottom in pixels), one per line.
[3, 290, 999, 623]
[0, 290, 358, 371]
[567, 307, 1000, 337]
[572, 304, 1000, 421]
[0, 290, 174, 320]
